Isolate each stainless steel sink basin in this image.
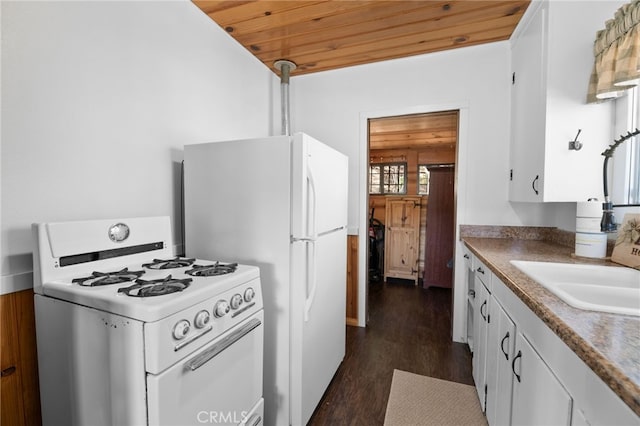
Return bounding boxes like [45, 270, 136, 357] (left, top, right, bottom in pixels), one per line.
[510, 260, 640, 316]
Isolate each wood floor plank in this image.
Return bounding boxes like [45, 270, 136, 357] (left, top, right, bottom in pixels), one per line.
[308, 280, 473, 425]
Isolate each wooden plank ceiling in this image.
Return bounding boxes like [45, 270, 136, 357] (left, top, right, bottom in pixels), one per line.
[369, 111, 458, 150]
[193, 0, 529, 76]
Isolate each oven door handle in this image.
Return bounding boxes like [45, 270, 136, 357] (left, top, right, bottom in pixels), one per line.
[243, 413, 262, 426]
[185, 318, 262, 372]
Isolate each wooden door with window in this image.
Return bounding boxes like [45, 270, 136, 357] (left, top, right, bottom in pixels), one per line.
[423, 167, 455, 288]
[384, 196, 421, 284]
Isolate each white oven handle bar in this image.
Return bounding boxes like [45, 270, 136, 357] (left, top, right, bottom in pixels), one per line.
[243, 413, 262, 426]
[185, 318, 262, 372]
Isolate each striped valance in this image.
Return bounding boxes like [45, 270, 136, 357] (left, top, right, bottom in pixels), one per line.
[587, 0, 640, 103]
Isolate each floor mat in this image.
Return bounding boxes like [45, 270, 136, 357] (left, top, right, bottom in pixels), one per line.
[384, 369, 487, 426]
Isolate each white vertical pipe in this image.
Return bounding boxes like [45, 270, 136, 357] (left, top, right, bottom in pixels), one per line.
[274, 60, 297, 136]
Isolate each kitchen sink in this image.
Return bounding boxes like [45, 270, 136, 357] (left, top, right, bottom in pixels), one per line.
[510, 260, 640, 316]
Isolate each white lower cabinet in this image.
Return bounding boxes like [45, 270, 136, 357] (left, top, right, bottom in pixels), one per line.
[472, 264, 491, 411]
[486, 300, 516, 426]
[511, 332, 572, 425]
[463, 246, 475, 352]
[468, 252, 639, 426]
[479, 273, 571, 426]
[486, 299, 572, 426]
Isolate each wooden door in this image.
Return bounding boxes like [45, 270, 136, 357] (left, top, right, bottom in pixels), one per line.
[384, 197, 421, 284]
[423, 167, 455, 288]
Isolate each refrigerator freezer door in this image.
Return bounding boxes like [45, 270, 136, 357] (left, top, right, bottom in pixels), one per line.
[291, 133, 348, 240]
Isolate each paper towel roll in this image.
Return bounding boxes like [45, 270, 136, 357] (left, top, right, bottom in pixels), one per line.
[575, 232, 607, 258]
[576, 200, 602, 218]
[576, 217, 602, 233]
[576, 200, 602, 233]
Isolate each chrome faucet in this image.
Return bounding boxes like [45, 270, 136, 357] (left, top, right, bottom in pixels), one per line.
[601, 129, 640, 232]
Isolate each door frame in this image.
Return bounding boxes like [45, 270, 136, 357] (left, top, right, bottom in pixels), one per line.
[357, 102, 469, 343]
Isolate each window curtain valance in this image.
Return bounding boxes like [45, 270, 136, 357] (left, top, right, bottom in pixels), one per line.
[587, 0, 640, 103]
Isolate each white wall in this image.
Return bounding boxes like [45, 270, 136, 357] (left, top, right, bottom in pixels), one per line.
[288, 41, 575, 336]
[0, 0, 593, 333]
[1, 1, 276, 293]
[290, 42, 565, 230]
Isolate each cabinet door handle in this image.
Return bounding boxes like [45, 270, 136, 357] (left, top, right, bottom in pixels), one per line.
[532, 175, 539, 195]
[512, 350, 522, 383]
[464, 254, 470, 259]
[480, 300, 487, 321]
[468, 289, 476, 298]
[500, 332, 510, 360]
[1, 366, 16, 377]
[476, 267, 485, 274]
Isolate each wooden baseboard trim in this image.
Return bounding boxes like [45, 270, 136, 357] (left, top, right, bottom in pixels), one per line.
[346, 317, 359, 327]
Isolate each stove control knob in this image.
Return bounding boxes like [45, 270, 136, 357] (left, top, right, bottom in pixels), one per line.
[194, 310, 210, 328]
[244, 287, 255, 303]
[230, 294, 243, 310]
[213, 300, 230, 318]
[172, 320, 190, 340]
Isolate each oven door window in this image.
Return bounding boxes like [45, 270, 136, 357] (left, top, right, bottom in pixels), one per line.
[147, 311, 264, 426]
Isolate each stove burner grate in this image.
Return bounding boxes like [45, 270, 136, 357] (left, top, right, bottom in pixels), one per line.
[72, 268, 146, 287]
[185, 262, 238, 277]
[142, 257, 195, 270]
[117, 275, 192, 297]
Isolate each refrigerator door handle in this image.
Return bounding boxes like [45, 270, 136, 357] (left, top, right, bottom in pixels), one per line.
[303, 240, 316, 322]
[306, 162, 318, 240]
[303, 164, 318, 322]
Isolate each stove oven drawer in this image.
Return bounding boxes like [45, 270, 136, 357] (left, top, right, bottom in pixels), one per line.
[147, 310, 264, 426]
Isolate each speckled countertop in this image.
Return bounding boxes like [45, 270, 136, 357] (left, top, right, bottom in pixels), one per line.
[461, 231, 640, 417]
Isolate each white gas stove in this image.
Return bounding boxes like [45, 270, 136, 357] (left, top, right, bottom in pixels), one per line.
[32, 216, 264, 426]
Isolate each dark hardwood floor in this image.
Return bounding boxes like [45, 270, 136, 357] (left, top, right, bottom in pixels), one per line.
[308, 279, 474, 426]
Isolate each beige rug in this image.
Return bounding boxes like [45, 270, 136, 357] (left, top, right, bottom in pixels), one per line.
[384, 370, 488, 426]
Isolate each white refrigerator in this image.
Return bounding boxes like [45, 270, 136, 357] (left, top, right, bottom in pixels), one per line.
[184, 132, 348, 426]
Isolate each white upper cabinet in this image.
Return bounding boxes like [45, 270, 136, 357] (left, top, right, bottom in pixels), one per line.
[509, 1, 547, 202]
[509, 0, 621, 202]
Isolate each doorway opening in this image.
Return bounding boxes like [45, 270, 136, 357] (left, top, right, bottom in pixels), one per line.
[366, 110, 459, 316]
